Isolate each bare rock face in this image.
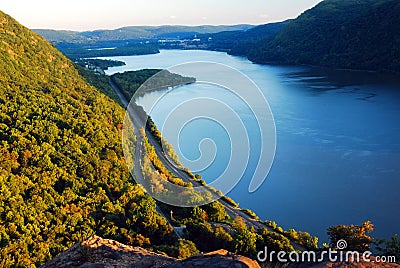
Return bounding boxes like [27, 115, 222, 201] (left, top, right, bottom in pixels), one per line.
[41, 236, 176, 268]
[166, 249, 260, 268]
[41, 236, 260, 268]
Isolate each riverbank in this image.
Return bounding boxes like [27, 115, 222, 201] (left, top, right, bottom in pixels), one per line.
[109, 76, 318, 253]
[102, 50, 400, 242]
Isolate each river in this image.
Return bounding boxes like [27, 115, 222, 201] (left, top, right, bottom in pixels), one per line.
[103, 49, 400, 242]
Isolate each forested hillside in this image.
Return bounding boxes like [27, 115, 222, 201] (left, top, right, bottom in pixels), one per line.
[111, 69, 196, 99]
[0, 10, 323, 267]
[247, 0, 400, 73]
[197, 20, 290, 54]
[228, 20, 291, 55]
[0, 10, 175, 266]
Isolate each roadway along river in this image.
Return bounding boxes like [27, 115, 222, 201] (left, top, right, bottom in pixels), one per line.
[103, 49, 400, 242]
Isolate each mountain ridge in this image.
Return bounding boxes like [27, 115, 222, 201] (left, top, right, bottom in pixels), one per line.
[246, 0, 400, 73]
[33, 24, 254, 43]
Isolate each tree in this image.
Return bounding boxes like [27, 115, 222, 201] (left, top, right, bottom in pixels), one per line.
[256, 228, 294, 254]
[161, 239, 199, 259]
[185, 222, 233, 252]
[176, 239, 199, 259]
[213, 227, 233, 251]
[375, 235, 400, 264]
[191, 207, 209, 223]
[234, 229, 258, 258]
[232, 216, 247, 231]
[185, 222, 214, 251]
[327, 221, 374, 251]
[202, 201, 229, 222]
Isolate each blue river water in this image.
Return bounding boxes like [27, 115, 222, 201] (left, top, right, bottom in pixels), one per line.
[104, 50, 400, 242]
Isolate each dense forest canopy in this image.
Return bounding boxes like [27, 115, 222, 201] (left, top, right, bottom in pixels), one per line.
[246, 0, 400, 72]
[195, 20, 290, 54]
[111, 69, 196, 99]
[0, 10, 175, 266]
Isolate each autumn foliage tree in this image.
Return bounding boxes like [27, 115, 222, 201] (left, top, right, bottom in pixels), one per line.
[327, 221, 374, 252]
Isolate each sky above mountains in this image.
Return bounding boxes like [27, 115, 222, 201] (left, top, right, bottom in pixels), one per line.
[0, 0, 322, 31]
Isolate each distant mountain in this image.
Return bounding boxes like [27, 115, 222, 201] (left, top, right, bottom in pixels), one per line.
[229, 20, 292, 55]
[34, 25, 254, 43]
[247, 0, 400, 73]
[32, 29, 80, 43]
[169, 20, 290, 53]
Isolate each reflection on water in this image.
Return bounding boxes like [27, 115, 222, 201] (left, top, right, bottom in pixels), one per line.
[106, 50, 400, 242]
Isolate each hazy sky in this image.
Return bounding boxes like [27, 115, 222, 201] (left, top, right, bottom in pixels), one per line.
[0, 0, 322, 31]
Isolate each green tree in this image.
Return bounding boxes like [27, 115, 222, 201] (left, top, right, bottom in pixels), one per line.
[202, 201, 229, 222]
[191, 207, 209, 222]
[375, 235, 400, 264]
[234, 229, 258, 258]
[176, 239, 199, 259]
[256, 228, 294, 254]
[327, 221, 374, 251]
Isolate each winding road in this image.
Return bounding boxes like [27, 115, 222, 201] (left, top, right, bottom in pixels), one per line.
[110, 80, 265, 228]
[110, 80, 306, 251]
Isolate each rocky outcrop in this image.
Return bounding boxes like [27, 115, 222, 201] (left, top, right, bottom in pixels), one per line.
[41, 236, 260, 268]
[41, 236, 176, 268]
[167, 249, 260, 268]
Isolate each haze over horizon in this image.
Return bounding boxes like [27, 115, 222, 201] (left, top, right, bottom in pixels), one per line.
[0, 0, 322, 31]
